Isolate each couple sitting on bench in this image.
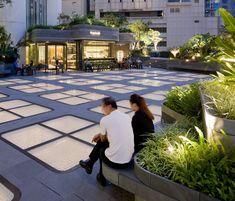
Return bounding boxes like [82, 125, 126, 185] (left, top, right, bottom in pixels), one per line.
[79, 95, 155, 186]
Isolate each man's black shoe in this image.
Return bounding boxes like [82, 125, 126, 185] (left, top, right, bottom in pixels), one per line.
[96, 173, 107, 187]
[79, 159, 92, 174]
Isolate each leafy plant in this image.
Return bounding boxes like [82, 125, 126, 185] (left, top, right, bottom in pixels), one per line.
[0, 26, 18, 63]
[202, 78, 235, 120]
[101, 13, 128, 28]
[164, 83, 201, 118]
[176, 33, 216, 61]
[128, 20, 149, 50]
[209, 8, 235, 77]
[138, 123, 235, 201]
[69, 15, 106, 27]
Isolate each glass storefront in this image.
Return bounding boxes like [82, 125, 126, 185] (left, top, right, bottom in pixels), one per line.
[84, 41, 111, 59]
[47, 45, 66, 68]
[38, 44, 45, 64]
[26, 41, 129, 70]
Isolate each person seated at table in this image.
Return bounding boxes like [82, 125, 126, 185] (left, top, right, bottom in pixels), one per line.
[136, 57, 143, 69]
[84, 59, 93, 72]
[13, 59, 23, 75]
[79, 97, 134, 186]
[129, 94, 155, 153]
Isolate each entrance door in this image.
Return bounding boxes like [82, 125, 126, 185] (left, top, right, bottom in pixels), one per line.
[47, 45, 66, 68]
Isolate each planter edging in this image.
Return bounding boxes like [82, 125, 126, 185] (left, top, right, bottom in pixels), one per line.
[161, 103, 185, 124]
[199, 88, 235, 146]
[134, 156, 221, 201]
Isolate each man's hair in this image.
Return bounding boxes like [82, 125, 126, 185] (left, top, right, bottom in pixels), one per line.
[102, 97, 118, 109]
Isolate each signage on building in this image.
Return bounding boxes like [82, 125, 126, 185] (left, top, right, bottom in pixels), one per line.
[90, 31, 101, 36]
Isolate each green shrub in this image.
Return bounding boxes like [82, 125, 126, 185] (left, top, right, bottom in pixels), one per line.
[202, 78, 235, 120]
[137, 122, 235, 201]
[164, 83, 201, 117]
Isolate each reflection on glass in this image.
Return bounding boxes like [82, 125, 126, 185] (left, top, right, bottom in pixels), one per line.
[47, 45, 65, 68]
[48, 45, 56, 67]
[67, 43, 76, 69]
[38, 45, 45, 64]
[57, 45, 64, 66]
[84, 41, 110, 59]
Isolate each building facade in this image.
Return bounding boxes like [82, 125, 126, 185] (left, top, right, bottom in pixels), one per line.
[90, 0, 220, 51]
[62, 0, 88, 17]
[0, 0, 62, 65]
[26, 24, 132, 70]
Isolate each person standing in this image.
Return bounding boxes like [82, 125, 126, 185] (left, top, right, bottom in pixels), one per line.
[129, 94, 155, 153]
[79, 97, 134, 186]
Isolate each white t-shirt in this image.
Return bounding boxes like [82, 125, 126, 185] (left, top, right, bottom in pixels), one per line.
[100, 110, 134, 164]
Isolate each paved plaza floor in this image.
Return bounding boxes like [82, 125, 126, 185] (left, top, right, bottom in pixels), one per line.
[0, 68, 209, 201]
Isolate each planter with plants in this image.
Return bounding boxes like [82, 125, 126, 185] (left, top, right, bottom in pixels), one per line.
[200, 78, 235, 146]
[162, 83, 201, 123]
[200, 8, 235, 146]
[134, 118, 235, 201]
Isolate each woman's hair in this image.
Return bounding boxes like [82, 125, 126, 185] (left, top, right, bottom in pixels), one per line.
[102, 97, 118, 109]
[130, 94, 154, 120]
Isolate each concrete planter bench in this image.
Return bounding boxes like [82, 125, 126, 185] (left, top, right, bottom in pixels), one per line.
[134, 157, 221, 201]
[161, 103, 185, 123]
[200, 89, 235, 147]
[102, 161, 178, 201]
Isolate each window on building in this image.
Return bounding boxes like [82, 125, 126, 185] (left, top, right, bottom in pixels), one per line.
[153, 27, 167, 33]
[27, 0, 47, 28]
[170, 8, 180, 13]
[194, 20, 200, 23]
[158, 41, 167, 47]
[194, 0, 199, 3]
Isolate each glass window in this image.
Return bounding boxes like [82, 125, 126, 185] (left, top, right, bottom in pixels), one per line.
[27, 0, 47, 28]
[67, 43, 77, 69]
[38, 44, 45, 64]
[84, 41, 111, 59]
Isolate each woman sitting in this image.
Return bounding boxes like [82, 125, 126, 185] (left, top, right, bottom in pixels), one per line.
[130, 94, 155, 153]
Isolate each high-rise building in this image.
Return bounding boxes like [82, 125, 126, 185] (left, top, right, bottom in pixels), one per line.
[0, 0, 62, 64]
[90, 0, 220, 51]
[0, 0, 62, 46]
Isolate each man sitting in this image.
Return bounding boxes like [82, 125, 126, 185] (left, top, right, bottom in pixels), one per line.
[79, 97, 134, 186]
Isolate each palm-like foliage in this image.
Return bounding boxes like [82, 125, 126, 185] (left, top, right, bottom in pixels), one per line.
[210, 8, 235, 77]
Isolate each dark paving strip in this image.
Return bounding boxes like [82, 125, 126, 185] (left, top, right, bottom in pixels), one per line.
[0, 175, 21, 201]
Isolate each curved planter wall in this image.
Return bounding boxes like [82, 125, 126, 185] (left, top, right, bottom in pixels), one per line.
[134, 157, 220, 201]
[200, 89, 235, 147]
[161, 103, 185, 124]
